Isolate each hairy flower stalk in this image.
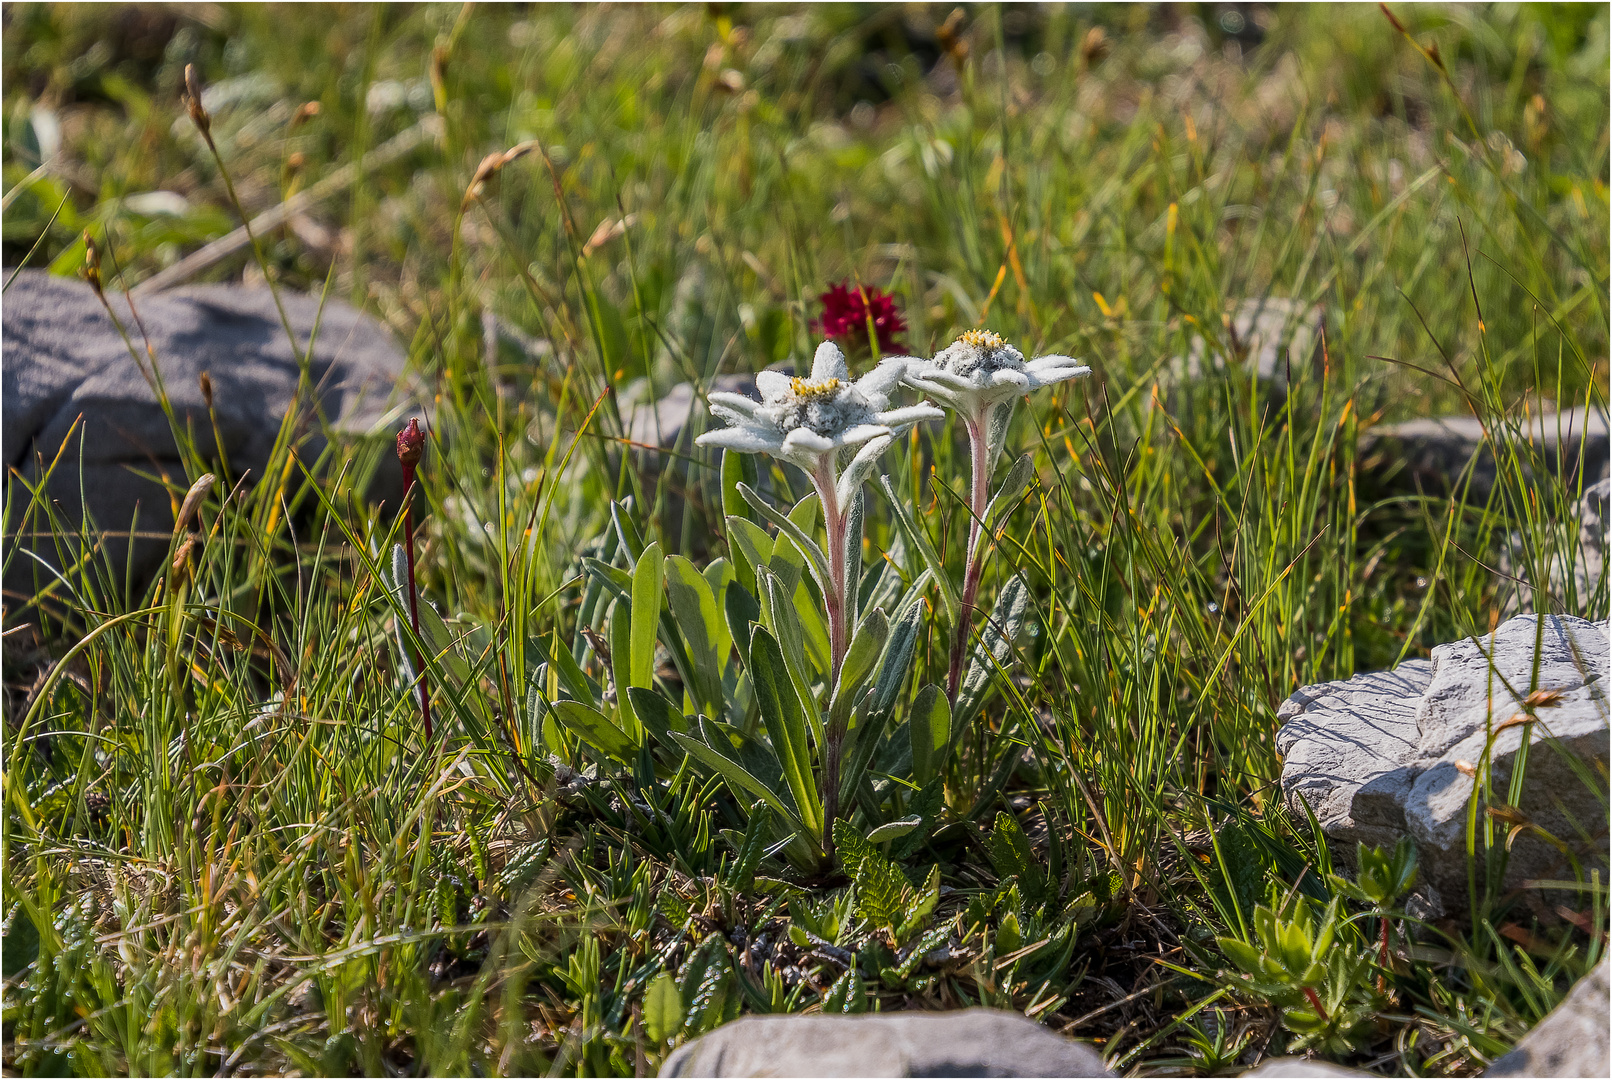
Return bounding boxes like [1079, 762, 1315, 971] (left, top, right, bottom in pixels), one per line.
[698, 342, 941, 828]
[902, 331, 1091, 702]
[397, 418, 432, 740]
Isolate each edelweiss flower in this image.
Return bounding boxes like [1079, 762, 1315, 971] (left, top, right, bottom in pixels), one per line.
[699, 341, 941, 503]
[902, 329, 1090, 413]
[698, 341, 942, 703]
[900, 330, 1092, 703]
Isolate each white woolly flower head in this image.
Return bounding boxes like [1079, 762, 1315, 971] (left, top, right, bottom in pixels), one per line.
[697, 341, 942, 498]
[903, 329, 1091, 413]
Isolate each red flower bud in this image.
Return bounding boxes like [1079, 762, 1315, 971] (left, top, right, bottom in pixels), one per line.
[397, 417, 426, 469]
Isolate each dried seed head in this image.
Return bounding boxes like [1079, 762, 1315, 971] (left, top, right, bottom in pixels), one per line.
[199, 370, 214, 410]
[1486, 804, 1532, 827]
[82, 232, 103, 294]
[1081, 26, 1110, 66]
[1495, 712, 1536, 733]
[175, 473, 217, 537]
[1524, 687, 1566, 709]
[936, 8, 969, 64]
[462, 141, 537, 210]
[397, 417, 427, 469]
[286, 151, 306, 173]
[182, 64, 212, 139]
[1454, 759, 1479, 777]
[172, 534, 199, 574]
[290, 101, 321, 129]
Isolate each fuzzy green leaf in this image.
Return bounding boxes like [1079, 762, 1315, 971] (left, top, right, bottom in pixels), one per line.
[666, 554, 727, 711]
[553, 700, 636, 762]
[750, 626, 822, 842]
[630, 542, 664, 690]
[643, 971, 683, 1044]
[879, 474, 959, 623]
[909, 683, 950, 788]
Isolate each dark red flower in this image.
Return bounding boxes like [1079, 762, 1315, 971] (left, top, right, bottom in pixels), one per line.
[817, 280, 907, 355]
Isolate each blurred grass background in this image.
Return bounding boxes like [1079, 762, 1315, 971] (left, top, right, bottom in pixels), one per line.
[3, 3, 1608, 1077]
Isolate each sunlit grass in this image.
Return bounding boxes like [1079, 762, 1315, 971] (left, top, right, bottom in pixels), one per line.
[3, 4, 1607, 1076]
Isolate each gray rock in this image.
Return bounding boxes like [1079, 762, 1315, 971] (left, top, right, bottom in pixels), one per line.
[1238, 1059, 1372, 1077]
[1167, 297, 1324, 391]
[3, 269, 414, 608]
[1484, 957, 1609, 1077]
[1363, 406, 1608, 495]
[659, 1009, 1111, 1077]
[619, 374, 758, 451]
[1278, 614, 1609, 914]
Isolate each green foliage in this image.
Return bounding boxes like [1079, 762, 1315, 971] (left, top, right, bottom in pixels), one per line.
[1331, 837, 1420, 910]
[3, 3, 1607, 1076]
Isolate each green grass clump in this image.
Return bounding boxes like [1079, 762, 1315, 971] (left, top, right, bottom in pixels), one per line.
[3, 4, 1607, 1076]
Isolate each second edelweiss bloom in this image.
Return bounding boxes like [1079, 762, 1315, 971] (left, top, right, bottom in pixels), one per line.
[901, 329, 1091, 411]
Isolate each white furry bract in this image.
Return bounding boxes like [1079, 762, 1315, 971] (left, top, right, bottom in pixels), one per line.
[697, 341, 942, 481]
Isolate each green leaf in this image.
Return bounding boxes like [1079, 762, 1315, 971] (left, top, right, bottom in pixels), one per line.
[670, 718, 805, 841]
[541, 629, 600, 704]
[759, 568, 823, 750]
[643, 971, 684, 1044]
[740, 483, 828, 591]
[833, 819, 907, 931]
[611, 500, 646, 566]
[665, 554, 727, 711]
[822, 964, 867, 1013]
[838, 598, 925, 807]
[844, 488, 864, 627]
[553, 700, 636, 762]
[953, 574, 1029, 735]
[986, 452, 1035, 526]
[631, 541, 665, 690]
[989, 811, 1033, 882]
[830, 607, 889, 733]
[2, 906, 39, 979]
[897, 864, 941, 943]
[996, 909, 1022, 957]
[721, 450, 759, 594]
[722, 800, 772, 892]
[582, 557, 633, 603]
[626, 686, 686, 747]
[724, 585, 760, 676]
[725, 516, 775, 579]
[611, 600, 644, 744]
[750, 626, 823, 842]
[865, 816, 922, 844]
[1216, 936, 1267, 978]
[908, 683, 950, 788]
[703, 558, 736, 619]
[879, 475, 959, 623]
[890, 779, 946, 860]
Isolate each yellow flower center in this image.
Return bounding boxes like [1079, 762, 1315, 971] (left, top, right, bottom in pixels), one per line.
[790, 376, 842, 399]
[958, 329, 1005, 348]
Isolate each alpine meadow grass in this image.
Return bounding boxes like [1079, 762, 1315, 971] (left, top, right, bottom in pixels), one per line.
[3, 4, 1608, 1076]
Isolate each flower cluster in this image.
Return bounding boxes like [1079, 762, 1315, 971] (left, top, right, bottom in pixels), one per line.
[816, 281, 907, 356]
[697, 324, 1091, 826]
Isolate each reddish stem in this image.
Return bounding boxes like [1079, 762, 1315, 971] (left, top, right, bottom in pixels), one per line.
[946, 413, 992, 704]
[1378, 914, 1391, 993]
[397, 419, 432, 740]
[1302, 985, 1329, 1023]
[810, 462, 850, 843]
